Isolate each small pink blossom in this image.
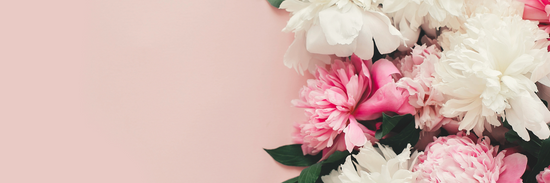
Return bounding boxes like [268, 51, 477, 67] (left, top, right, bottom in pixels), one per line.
[522, 0, 550, 33]
[414, 133, 528, 183]
[393, 44, 453, 132]
[293, 55, 414, 155]
[537, 166, 550, 183]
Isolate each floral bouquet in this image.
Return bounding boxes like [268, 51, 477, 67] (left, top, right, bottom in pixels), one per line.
[264, 0, 550, 182]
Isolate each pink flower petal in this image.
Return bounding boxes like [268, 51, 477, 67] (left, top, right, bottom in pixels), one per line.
[538, 166, 550, 183]
[523, 0, 550, 23]
[496, 153, 527, 183]
[371, 59, 401, 90]
[346, 75, 363, 105]
[344, 116, 367, 152]
[354, 82, 415, 120]
[325, 87, 348, 106]
[320, 134, 347, 161]
[414, 134, 520, 182]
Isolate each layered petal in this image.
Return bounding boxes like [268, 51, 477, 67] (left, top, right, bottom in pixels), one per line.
[537, 166, 550, 183]
[497, 153, 528, 183]
[322, 142, 420, 183]
[284, 31, 332, 75]
[293, 55, 416, 155]
[355, 82, 415, 120]
[280, 0, 402, 73]
[435, 13, 550, 140]
[414, 133, 527, 182]
[344, 116, 367, 152]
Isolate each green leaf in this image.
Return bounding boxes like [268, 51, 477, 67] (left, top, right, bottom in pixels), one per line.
[267, 0, 285, 8]
[375, 113, 414, 139]
[282, 176, 299, 183]
[505, 129, 542, 157]
[298, 163, 323, 183]
[324, 151, 349, 164]
[265, 144, 323, 167]
[318, 151, 350, 182]
[526, 138, 550, 183]
[378, 120, 421, 153]
[504, 124, 550, 182]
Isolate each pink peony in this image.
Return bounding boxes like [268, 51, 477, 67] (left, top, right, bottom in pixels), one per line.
[537, 166, 550, 183]
[292, 54, 414, 155]
[414, 133, 528, 183]
[393, 44, 454, 132]
[522, 0, 550, 33]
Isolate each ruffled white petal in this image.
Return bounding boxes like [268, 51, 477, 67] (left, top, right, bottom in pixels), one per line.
[321, 142, 419, 183]
[435, 13, 550, 140]
[318, 5, 363, 45]
[280, 0, 402, 74]
[367, 11, 403, 54]
[307, 24, 358, 57]
[284, 31, 331, 75]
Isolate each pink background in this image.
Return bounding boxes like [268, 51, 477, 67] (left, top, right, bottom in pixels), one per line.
[0, 0, 310, 182]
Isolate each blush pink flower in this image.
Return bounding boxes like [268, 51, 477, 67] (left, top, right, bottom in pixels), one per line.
[413, 133, 528, 183]
[393, 44, 453, 132]
[522, 0, 550, 33]
[293, 54, 414, 155]
[537, 166, 550, 183]
[524, 0, 550, 51]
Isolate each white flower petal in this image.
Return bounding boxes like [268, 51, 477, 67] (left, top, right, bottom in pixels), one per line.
[322, 169, 344, 183]
[397, 21, 421, 52]
[284, 31, 311, 75]
[280, 0, 309, 13]
[353, 23, 375, 59]
[306, 24, 358, 57]
[354, 143, 387, 173]
[508, 97, 550, 140]
[318, 5, 363, 45]
[365, 11, 402, 54]
[280, 0, 404, 73]
[324, 142, 418, 183]
[436, 14, 550, 139]
[340, 157, 363, 182]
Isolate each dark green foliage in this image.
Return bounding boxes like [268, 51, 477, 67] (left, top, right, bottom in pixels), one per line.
[264, 144, 322, 167]
[267, 0, 285, 8]
[378, 119, 421, 154]
[375, 113, 414, 139]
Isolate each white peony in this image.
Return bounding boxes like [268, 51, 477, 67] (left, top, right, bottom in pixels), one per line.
[437, 0, 523, 51]
[321, 143, 420, 183]
[375, 0, 524, 51]
[435, 13, 550, 141]
[463, 0, 524, 20]
[375, 0, 465, 49]
[280, 0, 402, 74]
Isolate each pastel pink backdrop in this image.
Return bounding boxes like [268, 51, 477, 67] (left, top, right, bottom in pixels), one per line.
[0, 0, 308, 182]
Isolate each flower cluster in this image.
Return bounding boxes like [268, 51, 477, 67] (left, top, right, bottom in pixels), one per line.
[292, 54, 414, 155]
[265, 0, 550, 182]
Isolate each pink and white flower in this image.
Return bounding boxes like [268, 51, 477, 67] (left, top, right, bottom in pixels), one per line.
[413, 133, 528, 183]
[279, 0, 403, 74]
[393, 44, 455, 132]
[537, 165, 550, 183]
[293, 54, 414, 155]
